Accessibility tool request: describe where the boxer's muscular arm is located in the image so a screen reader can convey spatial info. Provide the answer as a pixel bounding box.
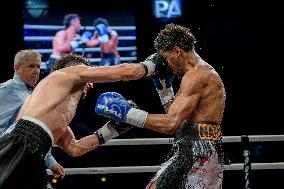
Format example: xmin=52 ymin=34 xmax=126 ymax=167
xmin=56 ymin=126 xmax=100 ymax=157
xmin=144 ymin=72 xmax=206 ymax=135
xmin=53 ymin=31 xmax=72 ymax=52
xmin=86 ymin=31 xmax=103 ymax=47
xmin=77 ymin=63 xmax=147 ymax=83
xmin=86 ymin=36 xmax=100 ymax=47
xmin=163 ymin=101 xmax=173 ymax=113
xmin=109 ymin=31 xmax=120 ymax=58
xmin=73 ymin=52 xmax=160 ymax=83
xmin=108 ymin=30 xmax=119 ymax=50
xmin=76 ymin=52 xmax=158 ymax=82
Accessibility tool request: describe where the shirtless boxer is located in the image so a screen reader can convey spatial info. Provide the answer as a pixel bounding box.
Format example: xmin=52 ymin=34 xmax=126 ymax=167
xmin=86 ymin=17 xmax=120 ymax=66
xmin=45 ymin=13 xmax=92 ymax=74
xmin=0 ymin=53 xmax=157 ymax=189
xmin=95 ymin=23 xmax=228 ymax=189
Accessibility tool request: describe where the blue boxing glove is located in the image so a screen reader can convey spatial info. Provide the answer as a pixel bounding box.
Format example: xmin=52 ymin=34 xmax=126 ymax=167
xmin=96 ymin=23 xmax=108 ymax=35
xmin=153 ymin=74 xmax=175 ymax=105
xmin=70 ymin=33 xmax=91 ymax=49
xmin=95 ymin=92 xmax=148 ymax=128
xmin=94 ymin=99 xmax=139 ymax=144
xmin=81 ymin=31 xmax=93 ymax=40
xmin=95 ymin=23 xmax=109 ymax=43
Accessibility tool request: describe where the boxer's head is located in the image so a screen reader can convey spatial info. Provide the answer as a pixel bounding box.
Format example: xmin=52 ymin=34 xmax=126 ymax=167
xmin=154 ymin=23 xmax=197 ymax=76
xmin=14 ymin=50 xmax=41 ymax=87
xmin=51 ymin=53 xmax=92 ymax=99
xmin=93 ymin=17 xmax=109 ymax=28
xmin=154 ymin=23 xmax=197 ymax=53
xmin=51 ymin=53 xmax=90 ymax=73
xmin=63 ymin=13 xmax=81 ymax=32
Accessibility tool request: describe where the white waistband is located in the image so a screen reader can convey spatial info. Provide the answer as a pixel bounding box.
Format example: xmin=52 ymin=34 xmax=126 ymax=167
xmin=22 ymin=116 xmax=54 ymax=145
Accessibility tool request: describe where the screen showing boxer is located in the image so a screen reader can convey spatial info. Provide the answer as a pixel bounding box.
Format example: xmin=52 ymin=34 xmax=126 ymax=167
xmin=23 ymin=10 xmax=137 ymax=73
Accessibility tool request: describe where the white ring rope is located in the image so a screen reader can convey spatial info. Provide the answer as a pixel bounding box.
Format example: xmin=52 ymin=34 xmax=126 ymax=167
xmin=243 ymin=135 xmax=284 ymax=142
xmin=46 ymin=162 xmax=284 ymax=175
xmin=52 ymin=135 xmax=284 ymax=147
xmin=48 ymin=135 xmax=284 ymax=175
xmin=24 ymin=36 xmax=136 ymax=41
xmin=24 ymin=24 xmax=136 ymax=31
xmin=87 ymin=57 xmax=137 ymax=63
xmin=102 ymin=138 xmax=175 ymax=146
xmin=100 ymin=135 xmax=284 ymax=146
xmin=34 ymin=46 xmax=137 ymax=54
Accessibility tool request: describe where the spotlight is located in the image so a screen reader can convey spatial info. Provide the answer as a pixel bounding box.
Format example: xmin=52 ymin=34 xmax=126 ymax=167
xmin=51 ymin=178 xmax=58 ymax=184
xmin=101 ymin=176 xmax=107 ymax=182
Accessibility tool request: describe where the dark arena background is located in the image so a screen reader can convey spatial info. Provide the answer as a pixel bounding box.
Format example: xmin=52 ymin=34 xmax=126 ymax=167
xmin=0 ymin=0 xmax=283 ymax=188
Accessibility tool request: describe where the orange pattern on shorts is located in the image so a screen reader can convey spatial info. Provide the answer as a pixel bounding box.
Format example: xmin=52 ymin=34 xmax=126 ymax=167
xmin=198 ymin=123 xmax=222 ymax=141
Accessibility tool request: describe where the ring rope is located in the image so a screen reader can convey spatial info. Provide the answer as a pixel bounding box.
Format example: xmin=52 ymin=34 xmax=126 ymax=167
xmin=100 ymin=135 xmax=284 ymax=146
xmin=24 ymin=24 xmax=136 ymax=31
xmin=46 ymin=162 xmax=284 ymax=175
xmin=33 ymin=46 xmax=137 ymax=54
xmin=52 ymin=135 xmax=284 ymax=148
xmin=48 ymin=135 xmax=284 ymax=176
xmin=24 ymin=36 xmax=136 ymax=41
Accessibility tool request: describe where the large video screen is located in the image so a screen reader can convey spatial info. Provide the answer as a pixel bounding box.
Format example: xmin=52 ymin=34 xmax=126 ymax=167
xmin=23 ymin=7 xmax=137 ymax=71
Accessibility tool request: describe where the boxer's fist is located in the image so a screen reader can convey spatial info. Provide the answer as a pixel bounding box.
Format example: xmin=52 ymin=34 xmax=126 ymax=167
xmin=107 ymin=99 xmax=141 ymax=136
xmin=147 ymin=53 xmax=173 ymax=79
xmin=81 ymin=31 xmax=93 ymax=40
xmin=139 ymin=52 xmax=173 ymax=78
xmin=94 ymin=120 xmax=135 ymax=144
xmin=70 ymin=33 xmax=91 ymax=49
xmin=95 ymin=92 xmax=131 ymax=122
xmin=94 ymin=98 xmax=140 ymax=144
xmin=95 ymin=92 xmax=147 ymax=128
xmin=95 ymin=23 xmax=109 ymax=43
xmin=145 ymin=52 xmax=166 ymax=66
xmin=95 ymin=23 xmax=108 ymax=35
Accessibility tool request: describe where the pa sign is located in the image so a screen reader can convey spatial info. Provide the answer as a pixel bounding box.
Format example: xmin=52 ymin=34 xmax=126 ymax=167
xmin=153 ymin=0 xmax=182 ymax=19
